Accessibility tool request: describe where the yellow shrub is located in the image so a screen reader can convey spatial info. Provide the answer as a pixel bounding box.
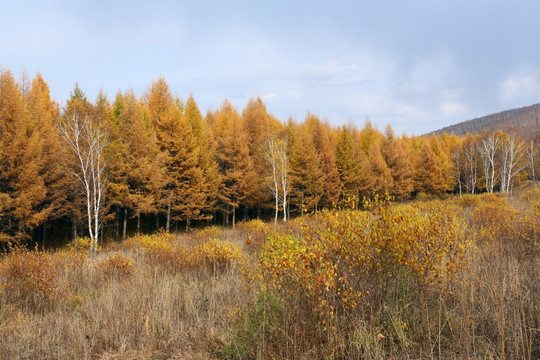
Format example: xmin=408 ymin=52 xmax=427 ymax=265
xmin=97 ymin=252 xmax=136 ymax=278
xmin=256 ymin=195 xmax=469 ymax=326
xmin=0 ymin=245 xmax=63 ymax=310
xmin=191 ymin=226 xmax=223 ymax=241
xmin=238 ymin=219 xmax=270 ymax=251
xmin=70 ymin=236 xmax=100 ymax=252
xmin=470 ymin=196 xmax=520 ymax=242
xmin=196 ymin=238 xmax=246 ymax=272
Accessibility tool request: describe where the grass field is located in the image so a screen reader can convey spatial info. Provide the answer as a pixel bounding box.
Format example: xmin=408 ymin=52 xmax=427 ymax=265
xmin=1 ymin=189 xmax=539 ymax=359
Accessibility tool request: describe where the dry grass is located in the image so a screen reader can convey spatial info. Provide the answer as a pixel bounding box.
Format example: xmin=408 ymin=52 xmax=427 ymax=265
xmin=0 ymin=190 xmax=539 ymax=359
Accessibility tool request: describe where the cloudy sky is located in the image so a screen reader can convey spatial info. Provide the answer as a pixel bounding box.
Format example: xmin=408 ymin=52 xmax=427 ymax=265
xmin=2 ymin=0 xmax=539 ymax=135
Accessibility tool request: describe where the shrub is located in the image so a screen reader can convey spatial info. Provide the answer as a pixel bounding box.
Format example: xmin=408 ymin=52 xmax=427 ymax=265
xmin=70 ymin=236 xmax=100 ymax=252
xmin=196 ymin=238 xmax=246 ymax=274
xmin=191 ymin=226 xmax=223 ymax=241
xmin=237 ymin=219 xmax=269 ymax=253
xmin=0 ymin=244 xmax=63 ymax=311
xmin=124 ymin=231 xmax=188 ymax=271
xmin=243 ymin=195 xmax=470 ymax=357
xmin=470 ymin=195 xmax=521 ymax=242
xmin=97 ymin=252 xmax=136 ymax=278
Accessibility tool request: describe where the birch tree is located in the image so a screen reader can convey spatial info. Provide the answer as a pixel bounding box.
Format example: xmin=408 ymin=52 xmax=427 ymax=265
xmin=499 ymin=133 xmax=525 ymax=193
xmin=59 ymin=114 xmax=107 ymax=253
xmin=479 ymin=132 xmax=499 ymax=193
xmin=262 ymin=135 xmax=289 ymax=223
xmin=526 ymin=140 xmax=538 ymax=183
xmin=462 ymin=134 xmax=479 ymax=194
xmin=451 ymin=147 xmax=463 ymax=197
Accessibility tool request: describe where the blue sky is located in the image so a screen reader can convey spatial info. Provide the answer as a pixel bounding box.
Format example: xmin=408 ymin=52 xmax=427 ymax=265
xmin=2 ymin=0 xmax=540 ymax=135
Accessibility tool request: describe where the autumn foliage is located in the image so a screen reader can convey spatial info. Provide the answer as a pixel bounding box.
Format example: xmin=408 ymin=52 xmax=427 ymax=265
xmin=0 ymin=69 xmax=539 ymax=244
xmin=0 ymin=191 xmax=539 ymax=358
xmin=0 ymin=68 xmax=539 ymax=359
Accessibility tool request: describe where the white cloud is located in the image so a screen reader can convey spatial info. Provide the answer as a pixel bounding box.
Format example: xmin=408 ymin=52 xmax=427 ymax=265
xmin=499 ymin=67 xmax=540 ymax=104
xmin=439 ymin=101 xmax=468 ymax=117
xmin=261 ymin=93 xmax=278 ymax=102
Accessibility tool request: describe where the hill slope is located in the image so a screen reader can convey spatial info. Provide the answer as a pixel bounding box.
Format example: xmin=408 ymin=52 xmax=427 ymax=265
xmin=430 ymin=103 xmax=540 ymax=139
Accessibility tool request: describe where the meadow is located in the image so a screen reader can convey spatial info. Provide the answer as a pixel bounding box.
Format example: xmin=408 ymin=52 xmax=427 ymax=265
xmin=1 ymin=189 xmax=539 ymax=359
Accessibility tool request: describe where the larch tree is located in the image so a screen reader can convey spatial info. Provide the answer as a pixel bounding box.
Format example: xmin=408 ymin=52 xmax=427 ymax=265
xmin=289 ymin=124 xmax=325 ymax=216
xmin=335 ymin=125 xmax=363 ymax=208
xmin=241 ymin=97 xmax=272 ymax=213
xmin=146 ymin=77 xmax=184 ymax=231
xmin=0 ymin=70 xmax=49 ymax=241
xmin=108 ymin=92 xmax=131 ymax=239
xmin=212 ymin=100 xmax=257 ymax=227
xmin=368 ymin=140 xmax=393 ymax=195
xmin=123 ymin=90 xmax=165 ymax=235
xmin=25 ymin=73 xmax=66 ymax=242
xmin=380 ymin=125 xmax=413 ymax=199
xmin=413 ymin=142 xmax=446 ymax=195
xmin=184 ymin=94 xmax=220 ymax=225
xmin=305 ymin=114 xmax=341 ymax=208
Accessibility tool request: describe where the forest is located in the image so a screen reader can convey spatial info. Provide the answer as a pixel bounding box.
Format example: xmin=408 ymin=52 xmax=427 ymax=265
xmin=0 ymin=69 xmax=539 ymax=358
xmin=0 ymin=69 xmax=539 ymax=246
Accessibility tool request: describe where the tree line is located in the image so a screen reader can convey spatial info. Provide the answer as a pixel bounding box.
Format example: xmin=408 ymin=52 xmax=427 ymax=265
xmin=0 ymin=69 xmax=539 ymax=244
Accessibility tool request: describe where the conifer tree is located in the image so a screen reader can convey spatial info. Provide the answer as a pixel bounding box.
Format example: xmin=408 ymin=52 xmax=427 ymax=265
xmin=211 ymin=100 xmax=258 ymax=226
xmin=380 ymin=125 xmax=413 ymax=199
xmin=335 ymin=125 xmax=363 ymax=207
xmin=0 ymin=70 xmax=49 ymax=241
xmin=413 ymin=142 xmax=446 ymax=195
xmin=26 ymin=73 xmax=67 ymax=241
xmin=241 ymin=97 xmax=272 ymax=212
xmin=368 ymin=140 xmax=393 ymax=195
xmin=184 ymin=94 xmax=220 ymax=224
xmin=305 ymin=114 xmax=340 ymax=208
xmin=289 ymin=124 xmax=325 ymax=215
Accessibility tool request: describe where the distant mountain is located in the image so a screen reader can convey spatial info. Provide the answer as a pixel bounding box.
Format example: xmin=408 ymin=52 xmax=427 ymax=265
xmin=429 ymin=103 xmax=540 ymax=139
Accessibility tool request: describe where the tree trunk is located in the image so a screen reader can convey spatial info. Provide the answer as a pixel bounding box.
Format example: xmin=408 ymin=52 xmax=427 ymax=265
xmin=186 ymin=218 xmax=191 ymax=231
xmin=232 ymin=207 xmax=236 ymax=229
xmin=301 ymin=189 xmax=304 ymax=217
xmin=42 ymin=222 xmax=46 ymax=247
xmin=166 ymin=198 xmax=171 ymax=233
xmin=137 ymin=213 xmax=141 ymax=235
xmin=122 ymin=207 xmax=127 ymax=241
xmin=155 ymin=213 xmax=160 ymax=231
xmin=114 ymin=207 xmax=119 ymax=241
xmin=274 ymin=191 xmax=279 ymax=224
xmin=73 ymin=221 xmax=77 ymax=240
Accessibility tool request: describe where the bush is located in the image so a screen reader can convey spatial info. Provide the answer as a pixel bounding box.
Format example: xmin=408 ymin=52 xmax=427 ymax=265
xmin=125 ymin=232 xmax=246 ymax=274
xmin=70 ymin=236 xmax=100 ymax=252
xmin=240 ymin=195 xmax=470 ymax=357
xmin=191 ymin=226 xmax=223 ymax=241
xmin=97 ymin=252 xmax=136 ymax=278
xmin=237 ymin=219 xmax=269 ymax=253
xmin=196 ymin=238 xmax=246 ymax=274
xmin=0 ymin=244 xmax=64 ymax=311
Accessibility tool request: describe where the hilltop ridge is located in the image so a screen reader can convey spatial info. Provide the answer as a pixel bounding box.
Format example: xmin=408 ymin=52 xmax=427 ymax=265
xmin=430 ymin=103 xmax=540 ymax=139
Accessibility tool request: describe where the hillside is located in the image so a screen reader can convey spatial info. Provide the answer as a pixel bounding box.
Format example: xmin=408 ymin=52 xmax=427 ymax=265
xmin=430 ymin=102 xmax=540 ymax=139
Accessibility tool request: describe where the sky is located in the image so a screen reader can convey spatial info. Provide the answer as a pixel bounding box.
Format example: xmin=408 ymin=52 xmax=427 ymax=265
xmin=2 ymin=0 xmax=540 ymax=135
